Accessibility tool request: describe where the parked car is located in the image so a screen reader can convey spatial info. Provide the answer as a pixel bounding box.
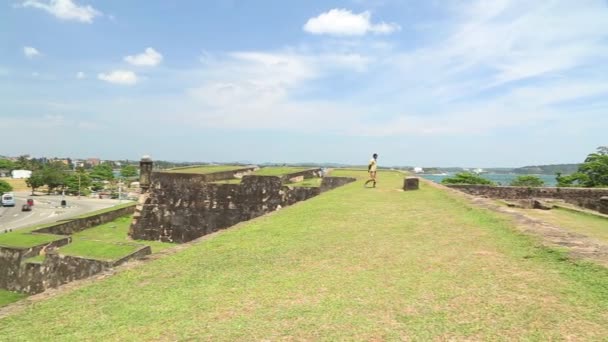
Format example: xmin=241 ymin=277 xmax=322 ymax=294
xmin=1 ymin=193 xmax=16 ymax=207
xmin=21 ymin=204 xmax=32 ymax=212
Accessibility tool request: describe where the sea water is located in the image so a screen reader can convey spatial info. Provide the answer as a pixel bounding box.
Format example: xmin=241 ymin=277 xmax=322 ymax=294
xmin=420 ymin=173 xmax=558 ymax=186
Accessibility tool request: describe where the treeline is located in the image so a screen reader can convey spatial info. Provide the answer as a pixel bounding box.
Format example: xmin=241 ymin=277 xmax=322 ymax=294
xmin=513 ymin=164 xmax=580 ymax=175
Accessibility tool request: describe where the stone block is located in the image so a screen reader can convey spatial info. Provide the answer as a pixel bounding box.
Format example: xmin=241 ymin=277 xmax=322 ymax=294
xmin=600 ymin=196 xmax=608 ymax=215
xmin=403 ymin=177 xmax=419 ymax=191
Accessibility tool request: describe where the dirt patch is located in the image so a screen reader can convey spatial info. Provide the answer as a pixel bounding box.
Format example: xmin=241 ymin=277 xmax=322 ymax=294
xmin=423 ymin=179 xmax=608 ymax=268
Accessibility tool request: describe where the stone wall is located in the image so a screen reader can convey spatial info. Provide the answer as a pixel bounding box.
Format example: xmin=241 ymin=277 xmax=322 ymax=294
xmin=447 ymin=185 xmax=608 ymax=212
xmin=130 ymin=173 xmax=356 ymax=244
xmin=10 ymin=245 xmax=151 ymax=294
xmin=33 ymin=204 xmax=135 ymax=236
xmin=0 ymin=237 xmax=71 ymax=290
xmin=601 ymin=197 xmax=608 ymax=215
xmin=283 ymin=168 xmax=323 ymax=182
xmin=320 ymin=176 xmax=357 ymax=192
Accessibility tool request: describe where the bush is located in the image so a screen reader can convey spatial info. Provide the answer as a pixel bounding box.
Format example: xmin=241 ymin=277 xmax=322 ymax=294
xmin=510 ymin=175 xmax=545 ymax=187
xmin=0 ymin=180 xmax=13 ymax=194
xmin=441 ymin=172 xmax=495 ymax=185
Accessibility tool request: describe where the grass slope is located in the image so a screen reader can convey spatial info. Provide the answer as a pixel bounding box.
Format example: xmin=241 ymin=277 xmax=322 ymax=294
xmin=0 ymin=290 xmax=25 ymax=307
xmin=520 ymin=207 xmax=608 ymax=243
xmin=166 ymin=165 xmax=245 ymax=174
xmin=1 ymin=171 xmax=608 ymax=340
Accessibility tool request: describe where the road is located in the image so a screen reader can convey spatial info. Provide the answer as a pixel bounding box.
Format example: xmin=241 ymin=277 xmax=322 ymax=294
xmin=0 ymin=192 xmax=130 ymax=233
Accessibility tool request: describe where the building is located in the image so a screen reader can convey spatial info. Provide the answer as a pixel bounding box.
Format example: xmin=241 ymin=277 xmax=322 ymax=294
xmin=11 ymin=170 xmax=32 ymax=179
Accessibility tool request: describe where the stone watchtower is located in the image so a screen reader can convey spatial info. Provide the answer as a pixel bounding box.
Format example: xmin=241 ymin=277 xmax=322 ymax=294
xmin=139 ymin=155 xmax=153 ymax=193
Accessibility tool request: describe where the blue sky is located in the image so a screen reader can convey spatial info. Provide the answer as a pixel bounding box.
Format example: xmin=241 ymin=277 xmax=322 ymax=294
xmin=1 ymin=0 xmax=607 ymax=167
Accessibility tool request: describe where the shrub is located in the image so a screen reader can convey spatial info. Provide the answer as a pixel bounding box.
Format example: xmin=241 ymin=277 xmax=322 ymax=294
xmin=510 ymin=175 xmax=545 ymax=187
xmin=0 ymin=180 xmax=13 ymax=194
xmin=441 ymin=172 xmax=495 ymax=185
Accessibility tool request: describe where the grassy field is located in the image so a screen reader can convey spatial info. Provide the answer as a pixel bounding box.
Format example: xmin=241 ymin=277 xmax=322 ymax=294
xmin=1 ymin=170 xmax=608 ymax=339
xmin=253 ymin=167 xmax=308 ymax=176
xmin=71 ymin=215 xmax=174 ymax=254
xmin=58 ymin=240 xmax=141 ymax=261
xmin=1 ymin=178 xmax=29 ymax=192
xmin=0 ymin=232 xmax=65 ymax=248
xmin=166 ymin=165 xmax=246 ymax=174
xmin=0 ymin=290 xmax=25 ymax=307
xmin=517 ymin=207 xmax=608 ymax=243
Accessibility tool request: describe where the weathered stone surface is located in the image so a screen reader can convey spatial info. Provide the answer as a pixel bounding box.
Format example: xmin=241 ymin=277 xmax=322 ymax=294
xmin=0 ymin=237 xmax=71 ymax=291
xmin=281 ymin=168 xmax=323 ymax=182
xmin=2 ymin=244 xmax=150 ymax=295
xmin=320 ymin=177 xmax=356 ymax=192
xmin=447 ymin=185 xmax=608 ymax=213
xmin=130 ymin=173 xmax=356 ymax=244
xmin=600 ymin=196 xmax=608 ymax=214
xmin=403 ymin=177 xmax=420 ymax=191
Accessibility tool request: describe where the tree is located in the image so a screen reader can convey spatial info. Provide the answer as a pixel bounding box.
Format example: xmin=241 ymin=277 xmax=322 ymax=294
xmin=120 ymin=165 xmax=138 ymax=178
xmin=42 ymin=162 xmax=68 ymax=194
xmin=64 ymin=170 xmax=92 ymax=195
xmin=0 ymin=159 xmax=16 ymax=171
xmin=90 ymin=164 xmax=114 ymax=181
xmin=556 ymin=146 xmax=608 ymax=187
xmin=510 ymin=175 xmax=545 ymax=187
xmin=26 ymin=171 xmax=45 ymax=195
xmin=0 ymin=180 xmax=12 ymax=194
xmin=441 ymin=172 xmax=495 ymax=185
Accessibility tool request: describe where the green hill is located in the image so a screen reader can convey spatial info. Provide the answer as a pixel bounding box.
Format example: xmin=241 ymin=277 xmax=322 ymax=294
xmin=1 ymin=170 xmax=607 ymax=340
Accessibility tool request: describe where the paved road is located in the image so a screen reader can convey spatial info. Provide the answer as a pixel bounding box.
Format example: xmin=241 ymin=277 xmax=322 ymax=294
xmin=0 ymin=192 xmax=131 ymax=233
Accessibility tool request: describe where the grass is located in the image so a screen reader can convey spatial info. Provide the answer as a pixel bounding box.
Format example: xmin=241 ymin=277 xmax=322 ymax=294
xmin=517 ymin=207 xmax=608 ymax=243
xmin=0 ymin=202 xmax=136 ymax=249
xmin=212 ymin=178 xmax=243 ymax=185
xmin=58 ymin=240 xmax=140 ymax=261
xmin=253 ymin=167 xmax=309 ymax=176
xmin=23 ymin=255 xmax=45 ymax=263
xmin=0 ymin=232 xmax=65 ymax=248
xmin=2 ymin=170 xmax=608 ymax=339
xmin=0 ymin=289 xmax=26 ymax=308
xmin=288 ymin=178 xmax=322 ymax=187
xmin=1 ymin=178 xmax=29 ymax=192
xmin=166 ymin=165 xmax=247 ymax=174
xmin=71 ymin=215 xmax=174 ymax=253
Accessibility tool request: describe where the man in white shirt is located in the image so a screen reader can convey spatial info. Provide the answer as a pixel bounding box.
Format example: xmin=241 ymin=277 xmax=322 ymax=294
xmin=364 ymin=153 xmax=378 ymax=188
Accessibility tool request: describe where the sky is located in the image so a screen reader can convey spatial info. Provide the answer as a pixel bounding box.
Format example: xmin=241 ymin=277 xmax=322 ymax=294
xmin=1 ymin=0 xmax=607 ymax=167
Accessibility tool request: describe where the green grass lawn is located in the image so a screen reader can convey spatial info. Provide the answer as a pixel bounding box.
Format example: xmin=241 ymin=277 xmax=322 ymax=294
xmin=71 ymin=215 xmax=173 ymax=253
xmin=166 ymin=165 xmax=246 ymax=174
xmin=288 ymin=178 xmax=322 ymax=187
xmin=0 ymin=289 xmax=26 ymax=308
xmin=0 ymin=232 xmax=65 ymax=248
xmin=57 ymin=240 xmax=140 ymax=261
xmin=1 ymin=170 xmax=608 ymax=340
xmin=253 ymin=167 xmax=309 ymax=176
xmin=517 ymin=207 xmax=608 ymax=243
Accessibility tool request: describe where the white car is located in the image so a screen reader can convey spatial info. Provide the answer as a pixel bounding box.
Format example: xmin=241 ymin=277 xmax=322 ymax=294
xmin=1 ymin=193 xmax=16 ymax=207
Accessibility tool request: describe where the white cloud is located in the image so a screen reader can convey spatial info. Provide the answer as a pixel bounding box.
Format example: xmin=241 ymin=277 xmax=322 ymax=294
xmin=23 ymin=46 xmax=40 ymax=59
xmin=76 ymin=71 xmax=85 ymax=79
xmin=303 ymin=8 xmax=400 ymax=36
xmin=98 ymin=70 xmax=137 ymax=85
xmin=21 ymin=0 xmax=101 ymax=23
xmin=124 ymin=48 xmax=163 ymax=66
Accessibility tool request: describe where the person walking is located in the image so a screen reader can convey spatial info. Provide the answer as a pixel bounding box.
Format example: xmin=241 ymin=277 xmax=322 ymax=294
xmin=365 ymin=153 xmax=378 ymax=188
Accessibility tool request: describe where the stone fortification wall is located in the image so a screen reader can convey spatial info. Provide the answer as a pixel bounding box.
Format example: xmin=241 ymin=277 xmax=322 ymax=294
xmin=130 ymin=173 xmax=356 ymax=244
xmin=283 ymin=168 xmax=323 ymax=182
xmin=7 ymin=245 xmax=150 ymax=294
xmin=0 ymin=237 xmax=70 ymax=290
xmin=320 ymin=177 xmax=357 ymax=192
xmin=34 ymin=204 xmax=136 ymax=235
xmin=447 ymin=185 xmax=608 ymax=213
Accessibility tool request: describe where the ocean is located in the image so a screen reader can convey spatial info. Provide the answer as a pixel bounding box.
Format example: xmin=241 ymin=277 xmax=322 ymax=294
xmin=420 ymin=173 xmax=558 ymax=187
